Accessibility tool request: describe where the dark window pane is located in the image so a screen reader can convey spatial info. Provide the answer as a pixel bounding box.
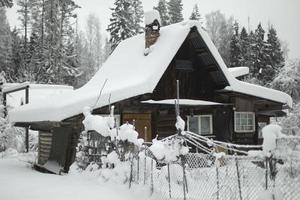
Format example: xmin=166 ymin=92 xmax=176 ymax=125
xmin=200 ymin=116 xmax=211 ymax=135
xmin=189 ymin=116 xmax=199 ymax=133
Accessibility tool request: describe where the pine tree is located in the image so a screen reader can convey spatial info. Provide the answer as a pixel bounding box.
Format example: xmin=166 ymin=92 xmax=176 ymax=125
xmin=229 ymin=22 xmax=242 ymax=67
xmin=107 ymin=0 xmax=135 ymax=51
xmin=0 ymin=8 xmax=12 ymax=76
xmin=265 ymin=26 xmax=285 ymax=74
xmin=239 ymin=27 xmax=249 ymax=66
xmin=252 ymin=23 xmax=269 ymax=83
xmin=17 ymin=0 xmax=30 ymax=52
xmin=132 ymin=0 xmax=144 ymax=34
xmin=168 ymin=0 xmax=184 ymax=24
xmin=189 ymin=4 xmax=202 ymax=22
xmin=154 ymin=0 xmax=169 ymax=26
xmin=10 ymin=28 xmax=23 ymax=81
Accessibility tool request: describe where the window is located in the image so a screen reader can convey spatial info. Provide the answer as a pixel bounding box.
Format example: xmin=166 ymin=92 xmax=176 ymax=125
xmin=234 ymin=112 xmax=255 ymax=132
xmin=187 ymin=115 xmax=213 ymax=135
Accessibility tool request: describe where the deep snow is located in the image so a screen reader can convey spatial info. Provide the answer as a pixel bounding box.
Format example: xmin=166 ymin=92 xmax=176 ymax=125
xmin=0 ymin=156 xmax=151 ymax=200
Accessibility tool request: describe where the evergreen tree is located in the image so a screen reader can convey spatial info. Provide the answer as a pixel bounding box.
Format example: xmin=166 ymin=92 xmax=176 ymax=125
xmin=132 ymin=0 xmax=144 ymax=34
xmin=10 ymin=28 xmax=23 ymax=81
xmin=17 ymin=0 xmax=30 ymax=51
xmin=239 ymin=27 xmax=249 ymax=66
xmin=189 ymin=4 xmax=201 ymax=22
xmin=168 ymin=0 xmax=184 ymax=24
xmin=247 ymin=30 xmax=256 ymax=76
xmin=107 ymin=0 xmax=135 ymax=51
xmin=229 ymin=22 xmax=242 ymax=67
xmin=0 ymin=8 xmax=12 ymax=76
xmin=265 ymin=26 xmax=285 ymax=74
xmin=154 ymin=0 xmax=169 ymax=26
xmin=249 ymin=23 xmax=265 ymax=79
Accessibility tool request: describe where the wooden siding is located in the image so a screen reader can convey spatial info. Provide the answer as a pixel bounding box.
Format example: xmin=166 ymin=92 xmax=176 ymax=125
xmin=38 ymin=131 xmax=52 ymax=165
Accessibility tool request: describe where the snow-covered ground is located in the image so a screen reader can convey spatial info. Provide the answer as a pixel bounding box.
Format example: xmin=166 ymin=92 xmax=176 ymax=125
xmin=0 ymin=156 xmax=151 ymax=200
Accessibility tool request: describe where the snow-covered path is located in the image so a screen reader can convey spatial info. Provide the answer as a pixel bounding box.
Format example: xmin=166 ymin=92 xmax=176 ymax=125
xmin=0 ymin=157 xmax=150 ymax=200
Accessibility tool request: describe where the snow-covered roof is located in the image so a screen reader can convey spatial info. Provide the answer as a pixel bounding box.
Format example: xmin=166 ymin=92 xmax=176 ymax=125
xmin=9 ymin=21 xmax=292 ymax=123
xmin=228 ymin=67 xmax=249 ymax=78
xmin=142 ymin=99 xmax=223 ymax=106
xmin=4 ymin=83 xmax=73 ymax=110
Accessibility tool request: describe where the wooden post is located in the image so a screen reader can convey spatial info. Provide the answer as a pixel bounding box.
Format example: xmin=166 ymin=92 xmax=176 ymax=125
xmin=144 ymin=126 xmax=147 ymax=142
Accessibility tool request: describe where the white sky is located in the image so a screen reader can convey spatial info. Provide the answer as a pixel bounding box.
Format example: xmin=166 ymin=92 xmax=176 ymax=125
xmin=6 ymin=0 xmax=300 ymax=59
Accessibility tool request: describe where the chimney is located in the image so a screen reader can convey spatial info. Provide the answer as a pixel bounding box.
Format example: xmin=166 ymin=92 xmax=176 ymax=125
xmin=144 ymin=10 xmax=161 ymax=55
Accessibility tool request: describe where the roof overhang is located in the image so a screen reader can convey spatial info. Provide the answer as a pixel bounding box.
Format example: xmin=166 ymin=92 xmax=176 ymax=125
xmin=142 ymin=99 xmax=224 ymax=106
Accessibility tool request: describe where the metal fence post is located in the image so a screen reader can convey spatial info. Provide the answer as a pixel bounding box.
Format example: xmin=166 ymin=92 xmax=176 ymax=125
xmin=137 ymin=155 xmax=140 ymax=184
xmin=168 ymin=164 xmax=172 ymax=198
xmin=144 ymin=149 xmax=147 ymax=185
xmin=216 ymin=162 xmax=220 ymax=200
xmin=150 ymin=158 xmax=154 ymax=195
xmin=235 ymin=157 xmax=243 ymax=200
xmin=265 ymin=157 xmax=269 ymax=190
xmin=129 ymin=156 xmax=133 ymax=189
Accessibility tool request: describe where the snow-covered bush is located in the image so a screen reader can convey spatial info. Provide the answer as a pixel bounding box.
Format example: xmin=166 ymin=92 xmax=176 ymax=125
xmin=149 ymin=136 xmax=189 ymax=163
xmin=271 ymin=59 xmax=300 ymax=101
xmin=0 ymin=117 xmax=25 ymax=152
xmin=76 ymin=106 xmax=144 ymax=169
xmin=278 ymin=102 xmax=300 ymax=136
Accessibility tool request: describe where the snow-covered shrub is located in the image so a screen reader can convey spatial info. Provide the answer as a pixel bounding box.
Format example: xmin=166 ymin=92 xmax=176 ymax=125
xmin=271 ymin=59 xmax=300 ymax=101
xmin=0 ymin=117 xmax=25 ymax=152
xmin=278 ymin=102 xmax=300 ymax=136
xmin=149 ymin=137 xmax=189 ymax=163
xmin=76 ymin=106 xmax=144 ymax=169
xmin=99 ymin=161 xmax=131 ymax=184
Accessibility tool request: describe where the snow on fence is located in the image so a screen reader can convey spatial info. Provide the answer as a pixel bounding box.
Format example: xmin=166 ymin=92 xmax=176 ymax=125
xmin=128 ymin=149 xmax=300 ymax=200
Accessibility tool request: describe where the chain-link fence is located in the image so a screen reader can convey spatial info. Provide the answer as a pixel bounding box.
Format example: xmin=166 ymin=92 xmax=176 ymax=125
xmin=128 ymin=150 xmax=300 ymax=200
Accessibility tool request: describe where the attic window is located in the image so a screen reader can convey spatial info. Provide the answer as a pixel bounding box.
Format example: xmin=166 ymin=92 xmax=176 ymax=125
xmin=175 ymin=60 xmax=193 ymax=71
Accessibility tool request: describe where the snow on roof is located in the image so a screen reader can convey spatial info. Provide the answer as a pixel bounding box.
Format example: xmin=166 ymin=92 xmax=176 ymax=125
xmin=224 ymin=80 xmax=293 ymax=107
xmin=2 ymin=82 xmax=30 ymax=93
xmin=4 ymin=83 xmax=73 ymax=110
xmin=142 ymin=99 xmax=223 ymax=106
xmin=228 ymin=67 xmax=249 ymax=78
xmin=8 ymin=21 xmax=292 ymax=123
xmin=145 ymin=10 xmax=161 ymax=25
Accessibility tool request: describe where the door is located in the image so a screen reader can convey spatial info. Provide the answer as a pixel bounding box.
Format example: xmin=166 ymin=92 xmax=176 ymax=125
xmin=122 ymin=113 xmax=152 ymax=142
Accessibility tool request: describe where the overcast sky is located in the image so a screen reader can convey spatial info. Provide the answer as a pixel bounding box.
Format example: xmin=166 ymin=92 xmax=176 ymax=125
xmin=7 ymin=0 xmax=300 ymax=59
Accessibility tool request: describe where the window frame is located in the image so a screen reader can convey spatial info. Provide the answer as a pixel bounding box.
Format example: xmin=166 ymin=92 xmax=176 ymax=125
xmin=234 ymin=112 xmax=256 ymax=133
xmin=187 ymin=114 xmax=213 ymax=135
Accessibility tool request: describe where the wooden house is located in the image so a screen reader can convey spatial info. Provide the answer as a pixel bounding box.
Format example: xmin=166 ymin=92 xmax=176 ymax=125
xmin=8 ymin=20 xmax=292 ymax=173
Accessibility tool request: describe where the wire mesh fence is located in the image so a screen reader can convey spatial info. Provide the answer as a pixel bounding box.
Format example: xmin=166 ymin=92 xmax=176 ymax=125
xmin=129 ymin=150 xmax=300 ymax=200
